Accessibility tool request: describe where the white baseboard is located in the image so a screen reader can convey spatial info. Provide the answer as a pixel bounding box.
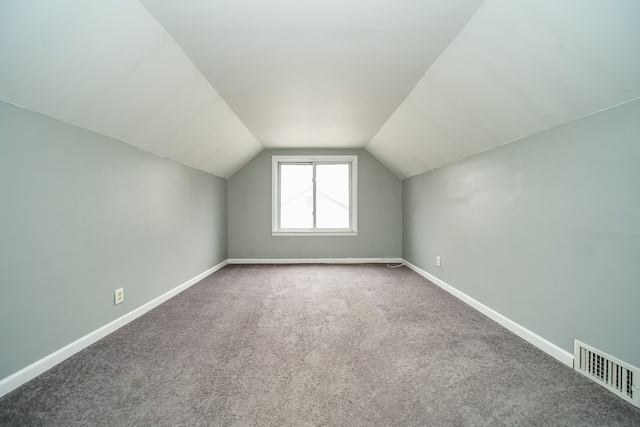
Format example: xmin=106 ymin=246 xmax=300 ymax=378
xmin=403 ymin=259 xmax=574 ymax=368
xmin=0 ymin=259 xmax=229 ymax=399
xmin=228 ymin=257 xmax=403 ymax=265
xmin=2 ymin=258 xmax=572 ymax=399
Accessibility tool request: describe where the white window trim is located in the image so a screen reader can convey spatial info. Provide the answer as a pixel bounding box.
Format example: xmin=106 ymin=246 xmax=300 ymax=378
xmin=272 ymin=155 xmax=358 ymax=236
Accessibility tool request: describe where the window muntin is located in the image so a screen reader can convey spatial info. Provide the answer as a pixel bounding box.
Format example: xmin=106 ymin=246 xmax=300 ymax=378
xmin=272 ymin=155 xmax=357 ymax=236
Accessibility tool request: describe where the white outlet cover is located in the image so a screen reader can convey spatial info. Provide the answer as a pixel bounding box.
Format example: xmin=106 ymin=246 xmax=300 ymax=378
xmin=436 ymin=256 xmax=441 ymax=267
xmin=114 ymin=288 xmax=124 ymax=305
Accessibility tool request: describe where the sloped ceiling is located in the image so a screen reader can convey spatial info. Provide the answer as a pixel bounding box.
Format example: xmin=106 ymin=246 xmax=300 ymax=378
xmin=0 ymin=0 xmax=262 ymax=178
xmin=1 ymin=1 xmax=639 ymax=179
xmin=368 ymin=1 xmax=640 ymax=178
xmin=138 ymin=0 xmax=484 ymax=149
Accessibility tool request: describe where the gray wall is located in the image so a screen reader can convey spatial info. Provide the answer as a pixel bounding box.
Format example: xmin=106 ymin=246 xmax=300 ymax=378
xmin=403 ymin=99 xmax=640 ymax=367
xmin=0 ymin=101 xmax=228 ymax=379
xmin=228 ymin=149 xmax=402 ymax=259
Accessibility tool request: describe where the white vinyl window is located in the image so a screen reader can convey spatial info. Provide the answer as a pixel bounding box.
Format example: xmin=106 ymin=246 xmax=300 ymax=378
xmin=272 ymin=155 xmax=357 ymax=236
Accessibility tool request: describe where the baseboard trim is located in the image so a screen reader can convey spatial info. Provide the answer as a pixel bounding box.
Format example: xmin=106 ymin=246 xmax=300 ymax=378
xmin=403 ymin=259 xmax=574 ymax=368
xmin=228 ymin=257 xmax=403 ymax=265
xmin=2 ymin=258 xmax=572 ymax=398
xmin=0 ymin=259 xmax=229 ymax=399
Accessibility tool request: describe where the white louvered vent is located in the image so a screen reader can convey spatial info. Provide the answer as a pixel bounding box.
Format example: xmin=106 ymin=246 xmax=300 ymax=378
xmin=574 ymin=340 xmax=639 ymax=408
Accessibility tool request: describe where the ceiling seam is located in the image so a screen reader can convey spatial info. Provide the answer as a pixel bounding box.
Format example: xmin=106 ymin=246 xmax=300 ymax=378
xmin=135 ymin=0 xmax=265 ymax=152
xmin=363 ymin=0 xmax=489 ymax=153
xmin=401 ymin=94 xmax=640 ymax=180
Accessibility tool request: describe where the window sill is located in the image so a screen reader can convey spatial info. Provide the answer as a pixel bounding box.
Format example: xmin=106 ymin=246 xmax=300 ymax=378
xmin=272 ymin=231 xmax=358 ymax=237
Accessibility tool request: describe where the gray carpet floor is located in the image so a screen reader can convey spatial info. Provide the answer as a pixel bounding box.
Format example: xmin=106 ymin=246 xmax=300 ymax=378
xmin=1 ymin=264 xmax=639 ymax=426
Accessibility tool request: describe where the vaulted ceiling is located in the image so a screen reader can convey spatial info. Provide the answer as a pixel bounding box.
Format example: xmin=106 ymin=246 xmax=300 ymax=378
xmin=1 ymin=1 xmax=639 ymax=179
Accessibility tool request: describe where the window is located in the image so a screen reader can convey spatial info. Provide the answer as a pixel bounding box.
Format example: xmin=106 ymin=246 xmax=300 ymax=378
xmin=272 ymin=155 xmax=357 ymax=236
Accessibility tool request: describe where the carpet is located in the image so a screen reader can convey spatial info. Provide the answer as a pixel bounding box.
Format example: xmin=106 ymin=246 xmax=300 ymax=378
xmin=1 ymin=264 xmax=638 ymax=426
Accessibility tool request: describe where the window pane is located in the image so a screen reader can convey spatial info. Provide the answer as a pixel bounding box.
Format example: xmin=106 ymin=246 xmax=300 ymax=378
xmin=316 ymin=163 xmax=350 ymax=229
xmin=280 ymin=164 xmax=313 ymax=229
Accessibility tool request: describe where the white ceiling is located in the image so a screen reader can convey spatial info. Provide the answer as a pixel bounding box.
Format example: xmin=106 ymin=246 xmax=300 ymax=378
xmin=1 ymin=1 xmax=639 ymax=179
xmin=139 ymin=0 xmax=484 ymax=149
xmin=0 ymin=0 xmax=262 ymax=178
xmin=368 ymin=1 xmax=640 ymax=178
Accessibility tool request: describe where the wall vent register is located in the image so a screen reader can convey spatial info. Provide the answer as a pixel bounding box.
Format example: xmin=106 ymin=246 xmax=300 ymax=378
xmin=574 ymin=340 xmax=639 ymax=408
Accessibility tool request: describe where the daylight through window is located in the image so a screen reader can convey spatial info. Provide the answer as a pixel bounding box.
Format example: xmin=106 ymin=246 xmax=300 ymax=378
xmin=272 ymin=155 xmax=357 ymax=236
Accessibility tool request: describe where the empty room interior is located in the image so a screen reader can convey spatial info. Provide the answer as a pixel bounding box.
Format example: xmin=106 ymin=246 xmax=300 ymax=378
xmin=1 ymin=0 xmax=639 ymax=425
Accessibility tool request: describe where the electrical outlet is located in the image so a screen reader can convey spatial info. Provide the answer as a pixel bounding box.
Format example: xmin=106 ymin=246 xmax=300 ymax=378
xmin=436 ymin=256 xmax=441 ymax=267
xmin=114 ymin=288 xmax=124 ymax=305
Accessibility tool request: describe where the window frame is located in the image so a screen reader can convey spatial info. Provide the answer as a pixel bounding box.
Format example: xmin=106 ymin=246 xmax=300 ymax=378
xmin=272 ymin=155 xmax=358 ymax=236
